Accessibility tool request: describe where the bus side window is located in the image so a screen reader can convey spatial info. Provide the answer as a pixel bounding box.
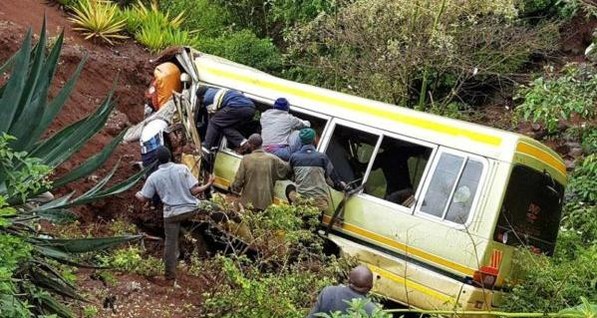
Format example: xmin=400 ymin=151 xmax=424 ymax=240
xmin=364 ymin=136 xmax=432 ymax=207
xmin=420 ymin=152 xmax=484 ymax=224
xmin=324 ymin=124 xmax=380 ymax=184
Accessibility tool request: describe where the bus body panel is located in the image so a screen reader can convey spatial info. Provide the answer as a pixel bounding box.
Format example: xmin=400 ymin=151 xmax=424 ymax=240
xmin=166 ymin=48 xmax=568 ymax=313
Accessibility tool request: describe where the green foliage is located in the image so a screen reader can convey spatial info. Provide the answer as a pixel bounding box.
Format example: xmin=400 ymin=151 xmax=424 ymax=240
xmin=68 ymin=0 xmax=128 ymax=45
xmin=82 ymin=305 xmax=99 ymax=318
xmin=98 ymin=246 xmax=164 ymax=276
xmin=0 ymin=23 xmax=146 ymax=317
xmin=567 ymin=154 xmax=597 ymax=204
xmin=121 ymin=0 xmax=198 ymax=52
xmin=198 ymin=202 xmax=361 ymax=317
xmin=515 ymin=64 xmax=597 ymax=133
xmin=200 ymin=30 xmax=282 ymax=72
xmin=0 ymin=134 xmax=51 ymax=202
xmin=158 ymin=0 xmax=231 ymax=38
xmin=287 ymin=0 xmax=557 ymax=110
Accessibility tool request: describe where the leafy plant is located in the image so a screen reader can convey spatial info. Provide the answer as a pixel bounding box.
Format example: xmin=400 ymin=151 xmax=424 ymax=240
xmin=200 ymin=29 xmax=282 ymax=73
xmin=0 ymin=22 xmax=146 ymax=317
xmin=515 ymin=64 xmax=597 ymax=134
xmin=316 ymin=298 xmax=391 ymax=318
xmin=158 ymin=0 xmax=231 ymax=38
xmin=68 ymin=0 xmax=127 ymax=45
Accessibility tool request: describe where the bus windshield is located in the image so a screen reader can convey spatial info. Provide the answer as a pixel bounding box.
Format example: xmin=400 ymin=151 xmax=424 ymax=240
xmin=493 ymin=165 xmax=565 ymax=256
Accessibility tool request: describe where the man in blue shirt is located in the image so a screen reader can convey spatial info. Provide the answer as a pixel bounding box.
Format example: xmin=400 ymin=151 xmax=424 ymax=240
xmin=196 ymin=87 xmax=256 ymax=154
xmin=308 ymin=265 xmax=379 ymax=317
xmin=135 ymin=146 xmax=215 ymax=285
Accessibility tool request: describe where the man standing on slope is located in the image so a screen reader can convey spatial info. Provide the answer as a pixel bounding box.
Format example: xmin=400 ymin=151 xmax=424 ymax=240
xmin=231 ymin=134 xmax=290 ymax=211
xmin=288 ymin=128 xmax=346 ymax=211
xmin=260 ymin=97 xmax=310 ymax=160
xmin=135 ymin=146 xmax=215 ymax=286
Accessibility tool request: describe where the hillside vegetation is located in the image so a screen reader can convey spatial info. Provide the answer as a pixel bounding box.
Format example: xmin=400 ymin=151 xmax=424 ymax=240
xmin=0 ymin=0 xmax=596 ymax=317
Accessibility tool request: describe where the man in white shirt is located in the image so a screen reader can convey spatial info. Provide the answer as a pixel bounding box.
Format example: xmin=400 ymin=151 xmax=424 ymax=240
xmin=135 ymin=146 xmax=214 ymax=285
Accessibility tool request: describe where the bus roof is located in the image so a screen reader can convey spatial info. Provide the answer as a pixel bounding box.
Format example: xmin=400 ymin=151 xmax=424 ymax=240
xmin=189 ymin=50 xmax=566 ymax=184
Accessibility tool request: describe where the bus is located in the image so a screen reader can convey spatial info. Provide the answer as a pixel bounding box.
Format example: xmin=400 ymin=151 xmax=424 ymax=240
xmin=162 ymin=47 xmax=567 ymax=312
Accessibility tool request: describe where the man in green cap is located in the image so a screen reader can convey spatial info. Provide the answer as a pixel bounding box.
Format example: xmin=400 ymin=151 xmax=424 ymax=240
xmin=288 ymin=128 xmax=346 ymax=211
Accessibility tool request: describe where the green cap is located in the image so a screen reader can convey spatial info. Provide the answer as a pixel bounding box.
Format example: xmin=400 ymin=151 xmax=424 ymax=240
xmin=299 ymin=128 xmax=316 ymax=145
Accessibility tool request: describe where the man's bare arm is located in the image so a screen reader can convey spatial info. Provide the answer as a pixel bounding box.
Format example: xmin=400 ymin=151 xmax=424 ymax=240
xmin=191 ymin=175 xmax=215 ymax=196
xmin=135 ymin=191 xmax=150 ymax=203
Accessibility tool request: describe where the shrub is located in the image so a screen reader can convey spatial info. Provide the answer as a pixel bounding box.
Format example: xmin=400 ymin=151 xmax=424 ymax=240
xmin=159 ymin=0 xmax=231 ymax=38
xmin=566 ymin=154 xmax=597 ymax=204
xmin=200 ymin=29 xmax=282 ymax=73
xmin=197 ymin=202 xmax=361 ymax=317
xmin=286 ymin=0 xmax=557 ymax=110
xmin=515 ymin=64 xmax=597 ymax=134
xmin=68 ymin=0 xmax=127 ymax=45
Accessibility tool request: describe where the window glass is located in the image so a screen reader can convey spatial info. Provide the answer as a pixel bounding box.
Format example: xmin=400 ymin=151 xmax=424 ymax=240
xmin=364 ymin=136 xmax=432 ymax=207
xmin=289 ymin=110 xmax=328 ymax=138
xmin=493 ymin=165 xmax=564 ymax=256
xmin=420 ymin=153 xmax=464 ymax=217
xmin=445 ymin=160 xmax=483 ymax=223
xmin=324 ymin=124 xmax=379 ymax=185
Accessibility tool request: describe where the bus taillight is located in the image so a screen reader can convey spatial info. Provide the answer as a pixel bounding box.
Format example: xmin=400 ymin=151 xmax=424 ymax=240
xmin=473 ymin=266 xmax=499 ymax=289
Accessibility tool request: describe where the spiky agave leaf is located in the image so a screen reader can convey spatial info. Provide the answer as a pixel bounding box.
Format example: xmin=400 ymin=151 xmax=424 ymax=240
xmin=68 ymin=0 xmax=128 ymax=45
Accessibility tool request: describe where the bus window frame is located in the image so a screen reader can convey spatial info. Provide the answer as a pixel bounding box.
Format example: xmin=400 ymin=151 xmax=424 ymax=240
xmin=414 ymin=147 xmax=489 ymax=227
xmin=217 ymin=100 xmax=332 ymax=156
xmin=320 ymin=118 xmax=383 ymax=187
xmin=358 ymin=131 xmax=439 ymax=214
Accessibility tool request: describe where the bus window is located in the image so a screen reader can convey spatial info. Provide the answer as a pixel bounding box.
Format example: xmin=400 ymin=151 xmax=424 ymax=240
xmin=364 ymin=136 xmax=432 ymax=207
xmin=419 ymin=152 xmax=484 ymax=224
xmin=324 ymin=124 xmax=380 ymax=185
xmin=289 ymin=109 xmax=328 ymax=138
xmin=493 ymin=165 xmax=564 ymax=255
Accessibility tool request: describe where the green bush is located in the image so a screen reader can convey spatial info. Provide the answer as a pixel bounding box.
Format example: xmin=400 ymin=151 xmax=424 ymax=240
xmin=567 ymin=154 xmax=597 ymax=204
xmin=515 ymin=64 xmax=597 ymax=133
xmin=200 ymin=29 xmax=282 ymax=73
xmin=159 ymin=0 xmax=231 ymax=38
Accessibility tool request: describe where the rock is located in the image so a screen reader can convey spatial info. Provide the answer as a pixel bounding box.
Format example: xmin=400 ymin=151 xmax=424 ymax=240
xmin=565 ymin=159 xmax=576 ymax=170
xmin=127 ymin=281 xmax=142 ymax=292
xmin=105 ymin=109 xmax=131 ymax=136
xmin=569 ymin=147 xmax=584 ymax=158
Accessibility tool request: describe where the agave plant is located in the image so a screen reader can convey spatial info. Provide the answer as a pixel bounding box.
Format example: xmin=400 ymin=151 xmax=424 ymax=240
xmin=68 ymin=0 xmax=128 ymax=44
xmin=0 ymin=20 xmax=146 ymax=317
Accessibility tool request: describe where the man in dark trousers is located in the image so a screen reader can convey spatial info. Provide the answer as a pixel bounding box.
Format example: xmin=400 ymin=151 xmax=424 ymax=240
xmin=308 ymin=265 xmax=379 ymax=317
xmin=135 ymin=146 xmax=214 ymax=286
xmin=231 ymin=134 xmax=290 ymax=211
xmin=196 ymin=86 xmax=256 ymax=154
xmin=288 ymin=128 xmax=346 ymax=211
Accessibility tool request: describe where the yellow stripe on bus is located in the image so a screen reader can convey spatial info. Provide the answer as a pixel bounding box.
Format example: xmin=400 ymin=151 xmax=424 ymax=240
xmin=322 ymin=215 xmax=476 ymax=277
xmin=214 ymin=176 xmax=230 ymax=188
xmin=201 ymin=65 xmax=503 ymax=147
xmin=516 ymin=141 xmax=566 ymax=177
xmin=368 ymin=264 xmax=455 ymax=303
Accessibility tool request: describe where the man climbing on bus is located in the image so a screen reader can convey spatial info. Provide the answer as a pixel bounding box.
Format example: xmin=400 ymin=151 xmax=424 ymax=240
xmin=231 ymin=133 xmax=290 ymax=211
xmin=260 ymin=97 xmax=310 ymax=160
xmin=135 ymin=146 xmax=215 ymax=287
xmin=288 ymin=128 xmax=346 ymax=211
xmin=196 ymin=86 xmax=256 ymax=156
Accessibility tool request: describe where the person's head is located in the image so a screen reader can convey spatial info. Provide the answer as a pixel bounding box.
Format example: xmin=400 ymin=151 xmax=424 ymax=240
xmin=156 ymin=146 xmax=171 ymax=164
xmin=299 ymin=128 xmax=316 ymax=145
xmin=348 ymin=265 xmax=373 ymax=294
xmin=247 ymin=133 xmax=263 ymax=151
xmin=273 ymin=97 xmax=289 ymax=111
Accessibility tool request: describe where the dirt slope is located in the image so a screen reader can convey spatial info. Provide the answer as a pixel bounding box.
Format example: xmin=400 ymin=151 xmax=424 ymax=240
xmin=0 ymin=0 xmax=153 ymax=222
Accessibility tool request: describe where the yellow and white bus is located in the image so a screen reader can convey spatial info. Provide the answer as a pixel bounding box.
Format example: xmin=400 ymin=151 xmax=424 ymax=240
xmin=165 ymin=48 xmax=567 ymax=312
